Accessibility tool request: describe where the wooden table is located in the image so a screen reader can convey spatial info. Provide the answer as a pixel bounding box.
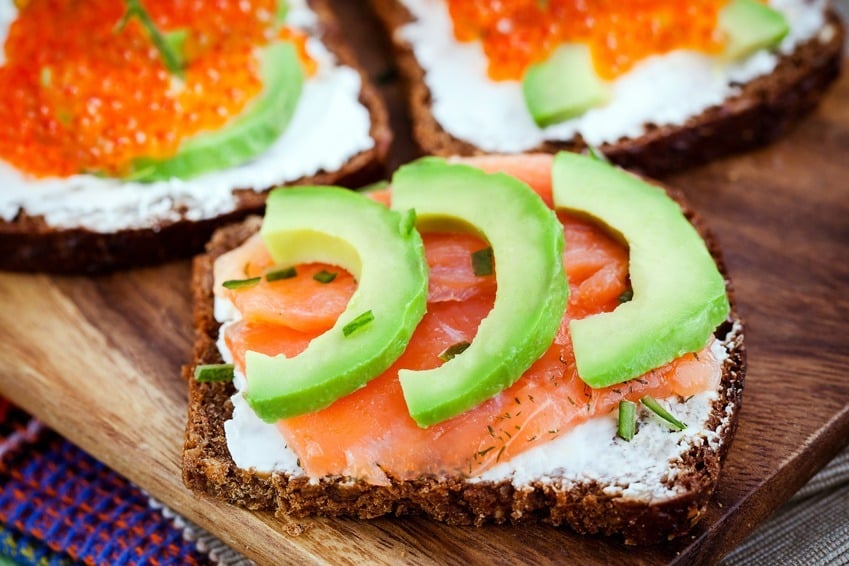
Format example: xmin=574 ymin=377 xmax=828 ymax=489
xmin=1 ymin=2 xmax=848 ymax=564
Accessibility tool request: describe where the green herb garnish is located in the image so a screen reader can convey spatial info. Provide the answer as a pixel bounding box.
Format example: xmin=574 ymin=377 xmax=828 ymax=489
xmin=641 ymin=395 xmax=687 ymax=431
xmin=438 ymin=341 xmax=471 ymax=362
xmin=399 ymin=208 xmax=417 ymax=236
xmin=586 ymin=145 xmax=609 ymax=163
xmin=194 ymin=363 xmax=235 ymax=383
xmin=222 ymin=277 xmax=261 ymax=290
xmin=617 ymin=399 xmax=637 ymax=441
xmin=313 ymin=270 xmax=337 ymax=284
xmin=117 ymin=0 xmax=186 ymax=77
xmin=471 ymin=247 xmax=494 ymax=276
xmin=342 ymin=310 xmax=374 ymax=337
xmin=266 ymin=266 xmax=297 ymax=282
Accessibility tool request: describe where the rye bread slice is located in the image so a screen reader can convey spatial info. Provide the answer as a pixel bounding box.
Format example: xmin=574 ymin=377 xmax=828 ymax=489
xmin=0 ymin=0 xmax=391 ymax=274
xmin=182 ymin=174 xmax=747 ymax=545
xmin=368 ymin=0 xmax=844 ymax=177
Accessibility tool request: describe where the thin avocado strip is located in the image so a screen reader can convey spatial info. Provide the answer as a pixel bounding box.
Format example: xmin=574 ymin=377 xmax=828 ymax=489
xmin=244 ymin=186 xmax=428 ymax=423
xmin=522 ymin=43 xmax=609 ymax=127
xmin=719 ymin=0 xmax=789 ymax=60
xmin=552 ymin=152 xmax=730 ymax=389
xmin=128 ymin=41 xmax=304 ymax=181
xmin=391 ymin=158 xmax=568 ymax=428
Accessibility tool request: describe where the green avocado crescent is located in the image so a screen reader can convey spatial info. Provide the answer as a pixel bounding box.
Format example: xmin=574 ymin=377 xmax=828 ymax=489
xmin=391 ymin=158 xmax=569 ymax=428
xmin=244 ymin=186 xmax=428 ymax=423
xmin=552 ymin=151 xmax=730 ymax=389
xmin=128 ymin=40 xmax=304 ymax=182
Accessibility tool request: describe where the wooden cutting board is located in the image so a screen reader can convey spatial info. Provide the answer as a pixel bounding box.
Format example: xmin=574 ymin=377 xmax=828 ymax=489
xmin=1 ymin=3 xmax=848 ymax=564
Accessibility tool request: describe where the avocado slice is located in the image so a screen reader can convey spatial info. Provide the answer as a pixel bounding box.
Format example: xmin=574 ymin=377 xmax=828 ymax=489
xmin=719 ymin=0 xmax=789 ymax=60
xmin=128 ymin=40 xmax=304 ymax=181
xmin=244 ymin=186 xmax=428 ymax=422
xmin=551 ymin=152 xmax=730 ymax=389
xmin=522 ymin=43 xmax=609 ymax=128
xmin=391 ymin=158 xmax=568 ymax=428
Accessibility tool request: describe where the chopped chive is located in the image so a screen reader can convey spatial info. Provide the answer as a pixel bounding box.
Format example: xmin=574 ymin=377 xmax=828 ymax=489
xmin=477 ymin=446 xmax=495 ymax=457
xmin=266 ymin=266 xmax=297 ymax=282
xmin=312 ymin=270 xmax=337 ymax=284
xmin=342 ymin=310 xmax=374 ymax=337
xmin=194 ymin=363 xmax=235 ymax=383
xmin=471 ymin=247 xmax=494 ymax=276
xmin=117 ymin=0 xmax=185 ymax=77
xmin=163 ymin=28 xmax=188 ymax=62
xmin=618 ymin=288 xmax=634 ymax=303
xmin=641 ymin=396 xmax=687 ymax=431
xmin=222 ymin=276 xmax=261 ymax=290
xmin=586 ymin=145 xmax=609 ymax=163
xmin=617 ymin=399 xmax=637 ymax=441
xmin=438 ymin=341 xmax=471 ymax=362
xmin=399 ymin=208 xmax=417 ymax=236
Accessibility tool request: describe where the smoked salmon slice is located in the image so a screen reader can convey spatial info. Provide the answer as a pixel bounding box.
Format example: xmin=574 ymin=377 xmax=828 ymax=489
xmin=217 ymin=157 xmax=721 ymax=484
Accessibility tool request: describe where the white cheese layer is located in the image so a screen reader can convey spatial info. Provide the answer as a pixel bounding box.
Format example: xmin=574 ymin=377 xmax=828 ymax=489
xmin=471 ymin=391 xmax=717 ymax=500
xmin=397 ymin=0 xmax=827 ymax=153
xmin=0 ymin=0 xmax=374 ymax=231
xmin=216 ymin=294 xmax=733 ymax=498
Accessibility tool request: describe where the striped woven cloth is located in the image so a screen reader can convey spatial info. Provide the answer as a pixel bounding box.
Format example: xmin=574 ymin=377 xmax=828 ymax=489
xmin=2 ymin=395 xmax=847 ymax=565
xmin=0 ymin=398 xmax=210 ymax=566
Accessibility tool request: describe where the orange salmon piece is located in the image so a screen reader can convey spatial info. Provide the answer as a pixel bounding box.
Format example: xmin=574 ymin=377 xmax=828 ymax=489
xmin=277 ymin=294 xmax=497 ymax=485
xmin=456 ymin=154 xmax=555 ymax=206
xmin=214 ymin=233 xmax=357 ymax=334
xmin=224 ymin=320 xmax=317 ymax=373
xmin=423 ymin=232 xmax=496 ymax=302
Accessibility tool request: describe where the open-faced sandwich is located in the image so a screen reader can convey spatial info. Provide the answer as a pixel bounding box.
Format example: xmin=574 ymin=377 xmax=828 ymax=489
xmin=0 ymin=0 xmax=389 ymax=273
xmin=370 ymin=0 xmax=844 ymax=175
xmin=183 ymin=152 xmax=746 ymax=544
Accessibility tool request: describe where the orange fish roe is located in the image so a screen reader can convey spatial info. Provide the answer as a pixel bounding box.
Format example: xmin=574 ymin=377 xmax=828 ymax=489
xmin=0 ymin=0 xmax=283 ymax=178
xmin=446 ymin=0 xmax=729 ymax=81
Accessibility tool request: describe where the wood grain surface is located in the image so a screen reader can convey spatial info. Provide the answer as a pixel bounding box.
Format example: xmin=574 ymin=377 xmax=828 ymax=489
xmin=1 ymin=2 xmax=848 ymax=564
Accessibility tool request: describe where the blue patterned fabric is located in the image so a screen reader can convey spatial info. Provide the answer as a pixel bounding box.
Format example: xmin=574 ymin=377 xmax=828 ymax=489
xmin=0 ymin=398 xmax=210 ymax=566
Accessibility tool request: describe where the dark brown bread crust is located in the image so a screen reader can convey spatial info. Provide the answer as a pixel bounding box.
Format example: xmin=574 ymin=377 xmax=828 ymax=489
xmin=369 ymin=0 xmax=844 ymax=177
xmin=0 ymin=0 xmax=391 ymax=274
xmin=182 ymin=175 xmax=747 ymax=545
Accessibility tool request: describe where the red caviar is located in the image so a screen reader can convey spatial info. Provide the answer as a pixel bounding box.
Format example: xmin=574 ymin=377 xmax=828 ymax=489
xmin=0 ymin=0 xmax=284 ymax=178
xmin=446 ymin=0 xmax=729 ymax=81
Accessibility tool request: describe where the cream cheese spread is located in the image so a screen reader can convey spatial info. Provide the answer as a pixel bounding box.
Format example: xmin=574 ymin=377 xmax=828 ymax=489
xmin=0 ymin=0 xmax=374 ymax=231
xmin=397 ymin=0 xmax=827 ymax=153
